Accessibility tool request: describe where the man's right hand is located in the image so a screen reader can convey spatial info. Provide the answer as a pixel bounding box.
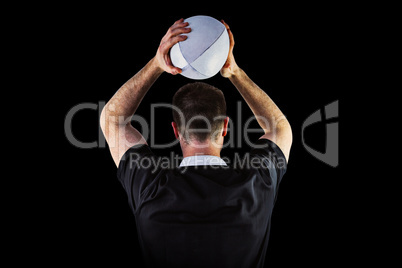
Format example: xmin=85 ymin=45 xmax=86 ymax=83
xmin=220 ymin=20 xmax=239 ymax=78
xmin=155 ymin=18 xmax=191 ymax=75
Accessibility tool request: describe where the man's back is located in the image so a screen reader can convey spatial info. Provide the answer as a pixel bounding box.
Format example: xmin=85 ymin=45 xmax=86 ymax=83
xmin=117 ymin=139 xmax=287 ymax=268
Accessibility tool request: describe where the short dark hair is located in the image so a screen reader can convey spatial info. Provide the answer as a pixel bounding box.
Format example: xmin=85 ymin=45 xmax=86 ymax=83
xmin=172 ymin=82 xmax=226 ymax=142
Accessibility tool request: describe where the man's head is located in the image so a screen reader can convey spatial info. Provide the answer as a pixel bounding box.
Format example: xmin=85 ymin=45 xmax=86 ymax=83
xmin=172 ymin=82 xmax=228 ymax=147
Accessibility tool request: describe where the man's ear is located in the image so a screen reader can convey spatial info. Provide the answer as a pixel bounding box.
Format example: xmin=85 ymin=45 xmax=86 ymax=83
xmin=171 ymin=121 xmax=180 ymax=139
xmin=222 ymin=117 xmax=229 ymax=137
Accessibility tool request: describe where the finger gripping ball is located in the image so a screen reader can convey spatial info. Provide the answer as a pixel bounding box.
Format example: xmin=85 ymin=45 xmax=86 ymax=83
xmin=170 ymin=15 xmax=230 ymax=80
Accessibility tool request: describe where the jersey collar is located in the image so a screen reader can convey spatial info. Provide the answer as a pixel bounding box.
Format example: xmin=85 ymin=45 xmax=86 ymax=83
xmin=179 ymin=155 xmax=227 ymax=167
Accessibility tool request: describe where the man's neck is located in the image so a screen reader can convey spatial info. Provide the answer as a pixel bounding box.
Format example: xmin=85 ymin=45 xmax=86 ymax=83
xmin=180 ymin=139 xmax=222 ymax=158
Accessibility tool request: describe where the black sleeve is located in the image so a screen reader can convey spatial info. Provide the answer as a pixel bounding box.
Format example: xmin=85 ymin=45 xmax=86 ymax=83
xmin=249 ymin=138 xmax=288 ymax=190
xmin=116 ymin=144 xmax=160 ymax=212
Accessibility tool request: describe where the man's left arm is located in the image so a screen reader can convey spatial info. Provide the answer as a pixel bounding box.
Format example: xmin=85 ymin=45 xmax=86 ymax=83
xmin=100 ymin=18 xmax=191 ymax=166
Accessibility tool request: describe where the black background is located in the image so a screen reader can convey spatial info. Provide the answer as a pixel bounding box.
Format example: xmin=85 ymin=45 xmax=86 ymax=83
xmin=56 ymin=4 xmax=348 ymax=267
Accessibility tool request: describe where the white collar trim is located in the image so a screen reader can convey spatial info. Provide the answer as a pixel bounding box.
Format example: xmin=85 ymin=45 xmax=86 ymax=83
xmin=179 ymin=155 xmax=227 ymax=167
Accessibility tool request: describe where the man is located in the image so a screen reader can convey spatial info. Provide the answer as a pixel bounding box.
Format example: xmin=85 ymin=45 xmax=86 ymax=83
xmin=100 ymin=18 xmax=292 ymax=268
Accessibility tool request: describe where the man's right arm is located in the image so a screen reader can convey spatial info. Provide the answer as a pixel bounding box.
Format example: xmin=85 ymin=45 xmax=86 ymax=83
xmin=220 ymin=21 xmax=292 ymax=161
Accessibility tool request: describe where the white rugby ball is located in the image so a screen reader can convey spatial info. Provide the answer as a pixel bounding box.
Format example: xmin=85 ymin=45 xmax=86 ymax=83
xmin=170 ymin=15 xmax=230 ymax=80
